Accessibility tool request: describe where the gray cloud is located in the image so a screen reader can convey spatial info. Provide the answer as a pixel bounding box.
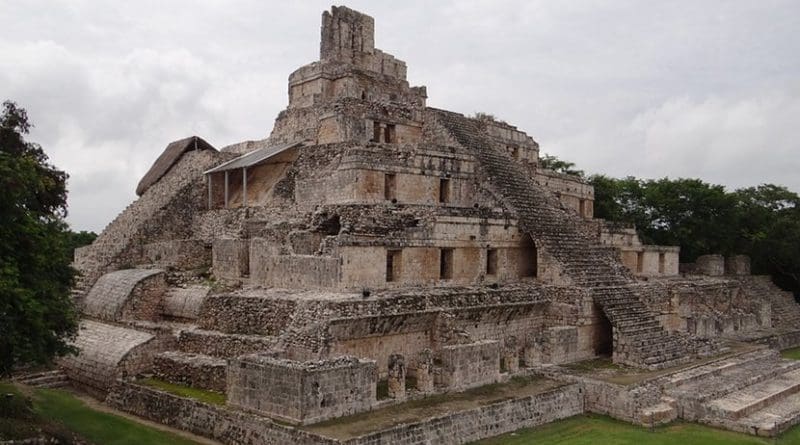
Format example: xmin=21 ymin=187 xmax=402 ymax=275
xmin=1 ymin=0 xmax=798 ymax=231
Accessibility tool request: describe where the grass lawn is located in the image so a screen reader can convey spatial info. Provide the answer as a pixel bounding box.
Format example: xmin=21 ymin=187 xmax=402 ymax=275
xmin=137 ymin=377 xmax=226 ymax=405
xmin=0 ymin=382 xmax=202 ymax=445
xmin=472 ymin=414 xmax=800 ymax=445
xmin=781 ymin=347 xmax=800 ymax=360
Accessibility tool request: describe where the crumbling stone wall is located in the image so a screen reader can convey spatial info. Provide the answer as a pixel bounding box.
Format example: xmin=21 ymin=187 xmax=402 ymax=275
xmin=140 ymin=239 xmax=210 ymax=270
xmin=106 ymin=381 xmax=338 ymax=445
xmin=108 ymin=380 xmax=582 ymax=445
xmin=176 ymin=329 xmax=277 ymax=358
xmin=694 ymin=254 xmax=726 ymax=276
xmin=525 ymin=326 xmax=582 ymax=365
xmin=152 ymin=351 xmax=227 ymax=392
xmin=227 ymin=354 xmax=377 ymax=425
xmin=346 ymin=384 xmax=583 ymax=445
xmin=212 ymin=238 xmax=249 ymax=280
xmin=75 ymin=149 xmax=218 ymax=286
xmin=635 ymin=278 xmax=771 ymax=338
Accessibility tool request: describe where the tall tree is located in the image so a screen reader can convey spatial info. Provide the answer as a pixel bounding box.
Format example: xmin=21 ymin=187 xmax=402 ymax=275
xmin=0 ymin=101 xmax=77 ymax=376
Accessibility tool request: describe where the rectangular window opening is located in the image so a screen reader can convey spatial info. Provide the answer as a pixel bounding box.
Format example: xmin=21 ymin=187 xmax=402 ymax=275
xmin=386 ymin=249 xmax=401 ymax=282
xmin=372 ymin=122 xmax=381 ymax=143
xmin=440 ymin=248 xmax=454 ymax=280
xmin=658 ymin=253 xmax=666 ymax=274
xmin=486 ymin=249 xmax=498 ymax=276
xmin=385 ymin=124 xmax=396 ymax=143
xmin=439 ymin=178 xmax=451 ymax=204
xmin=636 ymin=251 xmax=644 ymax=273
xmin=384 ymin=173 xmax=396 ymax=201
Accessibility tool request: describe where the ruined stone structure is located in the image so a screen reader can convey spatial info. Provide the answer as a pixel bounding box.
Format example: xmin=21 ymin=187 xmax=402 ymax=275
xmin=61 ymin=6 xmax=800 ymax=443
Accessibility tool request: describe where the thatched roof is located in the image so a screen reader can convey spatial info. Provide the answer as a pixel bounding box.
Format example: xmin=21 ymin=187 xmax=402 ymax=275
xmin=136 ymin=136 xmax=216 ymax=196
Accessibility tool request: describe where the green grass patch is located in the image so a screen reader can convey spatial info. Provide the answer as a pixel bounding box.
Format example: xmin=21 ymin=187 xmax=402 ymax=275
xmin=781 ymin=347 xmax=800 ymax=360
xmin=32 ymin=386 xmax=201 ymax=445
xmin=0 ymin=381 xmax=202 ymax=444
xmin=138 ymin=378 xmax=226 ymax=405
xmin=471 ymin=414 xmax=800 ymax=445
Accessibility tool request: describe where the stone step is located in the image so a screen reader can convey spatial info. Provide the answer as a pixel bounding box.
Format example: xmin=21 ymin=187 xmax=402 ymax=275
xmin=153 ymin=350 xmax=227 ymax=392
xmin=706 ymin=368 xmax=800 ymax=420
xmin=661 ymin=350 xmax=776 ymax=390
xmin=13 ymin=369 xmax=69 ymax=388
xmin=735 ymin=391 xmax=800 ymax=437
xmin=674 ymin=358 xmax=800 ymax=408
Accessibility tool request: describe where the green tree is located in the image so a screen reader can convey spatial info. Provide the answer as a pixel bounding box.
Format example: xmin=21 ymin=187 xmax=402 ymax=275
xmin=732 ymin=185 xmax=800 ymax=292
xmin=0 ymin=101 xmax=78 ymax=376
xmin=538 ymin=153 xmax=585 ymax=177
xmin=65 ymin=230 xmax=97 ymax=259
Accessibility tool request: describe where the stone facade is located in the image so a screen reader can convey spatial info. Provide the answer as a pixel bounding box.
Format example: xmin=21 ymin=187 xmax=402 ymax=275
xmin=439 ymin=341 xmax=501 ymax=390
xmin=62 ymin=5 xmax=800 ymax=443
xmin=227 ymin=354 xmax=377 ymax=425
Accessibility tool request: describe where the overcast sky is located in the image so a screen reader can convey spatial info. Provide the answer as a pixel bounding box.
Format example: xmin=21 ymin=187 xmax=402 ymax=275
xmin=2 ymin=0 xmax=798 ymax=232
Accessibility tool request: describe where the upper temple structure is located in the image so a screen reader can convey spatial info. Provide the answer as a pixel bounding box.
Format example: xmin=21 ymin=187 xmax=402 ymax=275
xmin=52 ymin=6 xmax=800 ymax=444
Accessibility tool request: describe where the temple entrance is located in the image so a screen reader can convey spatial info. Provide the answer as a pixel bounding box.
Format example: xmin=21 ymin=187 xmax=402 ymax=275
xmin=593 ymin=304 xmax=613 ymax=357
xmin=519 ymin=234 xmax=538 ymax=278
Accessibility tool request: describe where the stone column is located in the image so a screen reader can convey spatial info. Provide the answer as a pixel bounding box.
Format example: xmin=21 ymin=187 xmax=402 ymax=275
xmin=387 ymin=353 xmax=406 ymax=399
xmin=415 ymin=349 xmax=434 ymax=394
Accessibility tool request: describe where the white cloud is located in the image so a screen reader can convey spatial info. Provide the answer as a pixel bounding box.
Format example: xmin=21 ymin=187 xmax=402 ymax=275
xmin=0 ymin=0 xmax=798 ymax=231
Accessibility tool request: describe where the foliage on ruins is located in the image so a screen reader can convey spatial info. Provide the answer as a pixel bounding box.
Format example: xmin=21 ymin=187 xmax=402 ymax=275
xmin=0 ymin=100 xmax=78 ymax=376
xmin=538 ymin=153 xmax=585 ymax=177
xmin=590 ymin=174 xmax=800 ymax=294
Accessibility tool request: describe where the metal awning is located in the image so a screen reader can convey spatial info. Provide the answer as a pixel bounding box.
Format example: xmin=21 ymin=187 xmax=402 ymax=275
xmin=203 ymin=141 xmax=303 ymax=175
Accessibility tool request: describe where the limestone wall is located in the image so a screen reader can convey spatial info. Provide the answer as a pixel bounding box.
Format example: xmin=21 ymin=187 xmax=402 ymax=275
xmin=140 ymin=239 xmax=210 ymax=270
xmin=533 ymin=169 xmax=594 ymax=218
xmin=212 ymin=238 xmax=249 ymax=280
xmin=106 ymin=381 xmax=338 ymax=445
xmin=439 ymin=340 xmax=500 ymax=390
xmin=346 ymin=384 xmax=583 ymax=445
xmin=227 ymin=354 xmax=377 ymax=425
xmin=198 ymin=293 xmax=298 ymax=335
xmin=82 ymin=269 xmax=165 ymax=321
xmin=152 ymin=351 xmax=227 ymax=392
xmin=636 ymin=278 xmax=771 ymax=339
xmin=176 ymin=329 xmax=276 ymax=358
xmin=107 ymin=380 xmax=582 ymax=445
xmin=250 ymin=252 xmax=341 ymax=289
xmin=695 ymin=254 xmax=725 ymax=276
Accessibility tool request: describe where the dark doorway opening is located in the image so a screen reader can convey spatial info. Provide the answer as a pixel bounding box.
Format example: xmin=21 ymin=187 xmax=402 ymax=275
xmin=593 ymin=304 xmax=613 ymax=357
xmin=519 ymin=234 xmax=537 ymax=278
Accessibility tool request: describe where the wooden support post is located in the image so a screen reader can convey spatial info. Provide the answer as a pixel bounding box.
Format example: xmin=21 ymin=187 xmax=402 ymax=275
xmin=207 ymin=174 xmax=212 ymax=209
xmin=224 ymin=170 xmax=229 ymax=208
xmin=242 ymin=167 xmax=247 ymax=207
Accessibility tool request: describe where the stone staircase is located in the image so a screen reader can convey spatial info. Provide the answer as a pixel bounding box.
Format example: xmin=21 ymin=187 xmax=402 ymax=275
xmin=432 ymin=109 xmax=715 ymax=369
xmin=12 ymin=369 xmax=69 ymax=389
xmin=743 ymin=276 xmax=800 ymax=329
xmin=654 ymin=348 xmax=800 ymax=436
xmin=73 ymin=149 xmax=217 ymax=287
